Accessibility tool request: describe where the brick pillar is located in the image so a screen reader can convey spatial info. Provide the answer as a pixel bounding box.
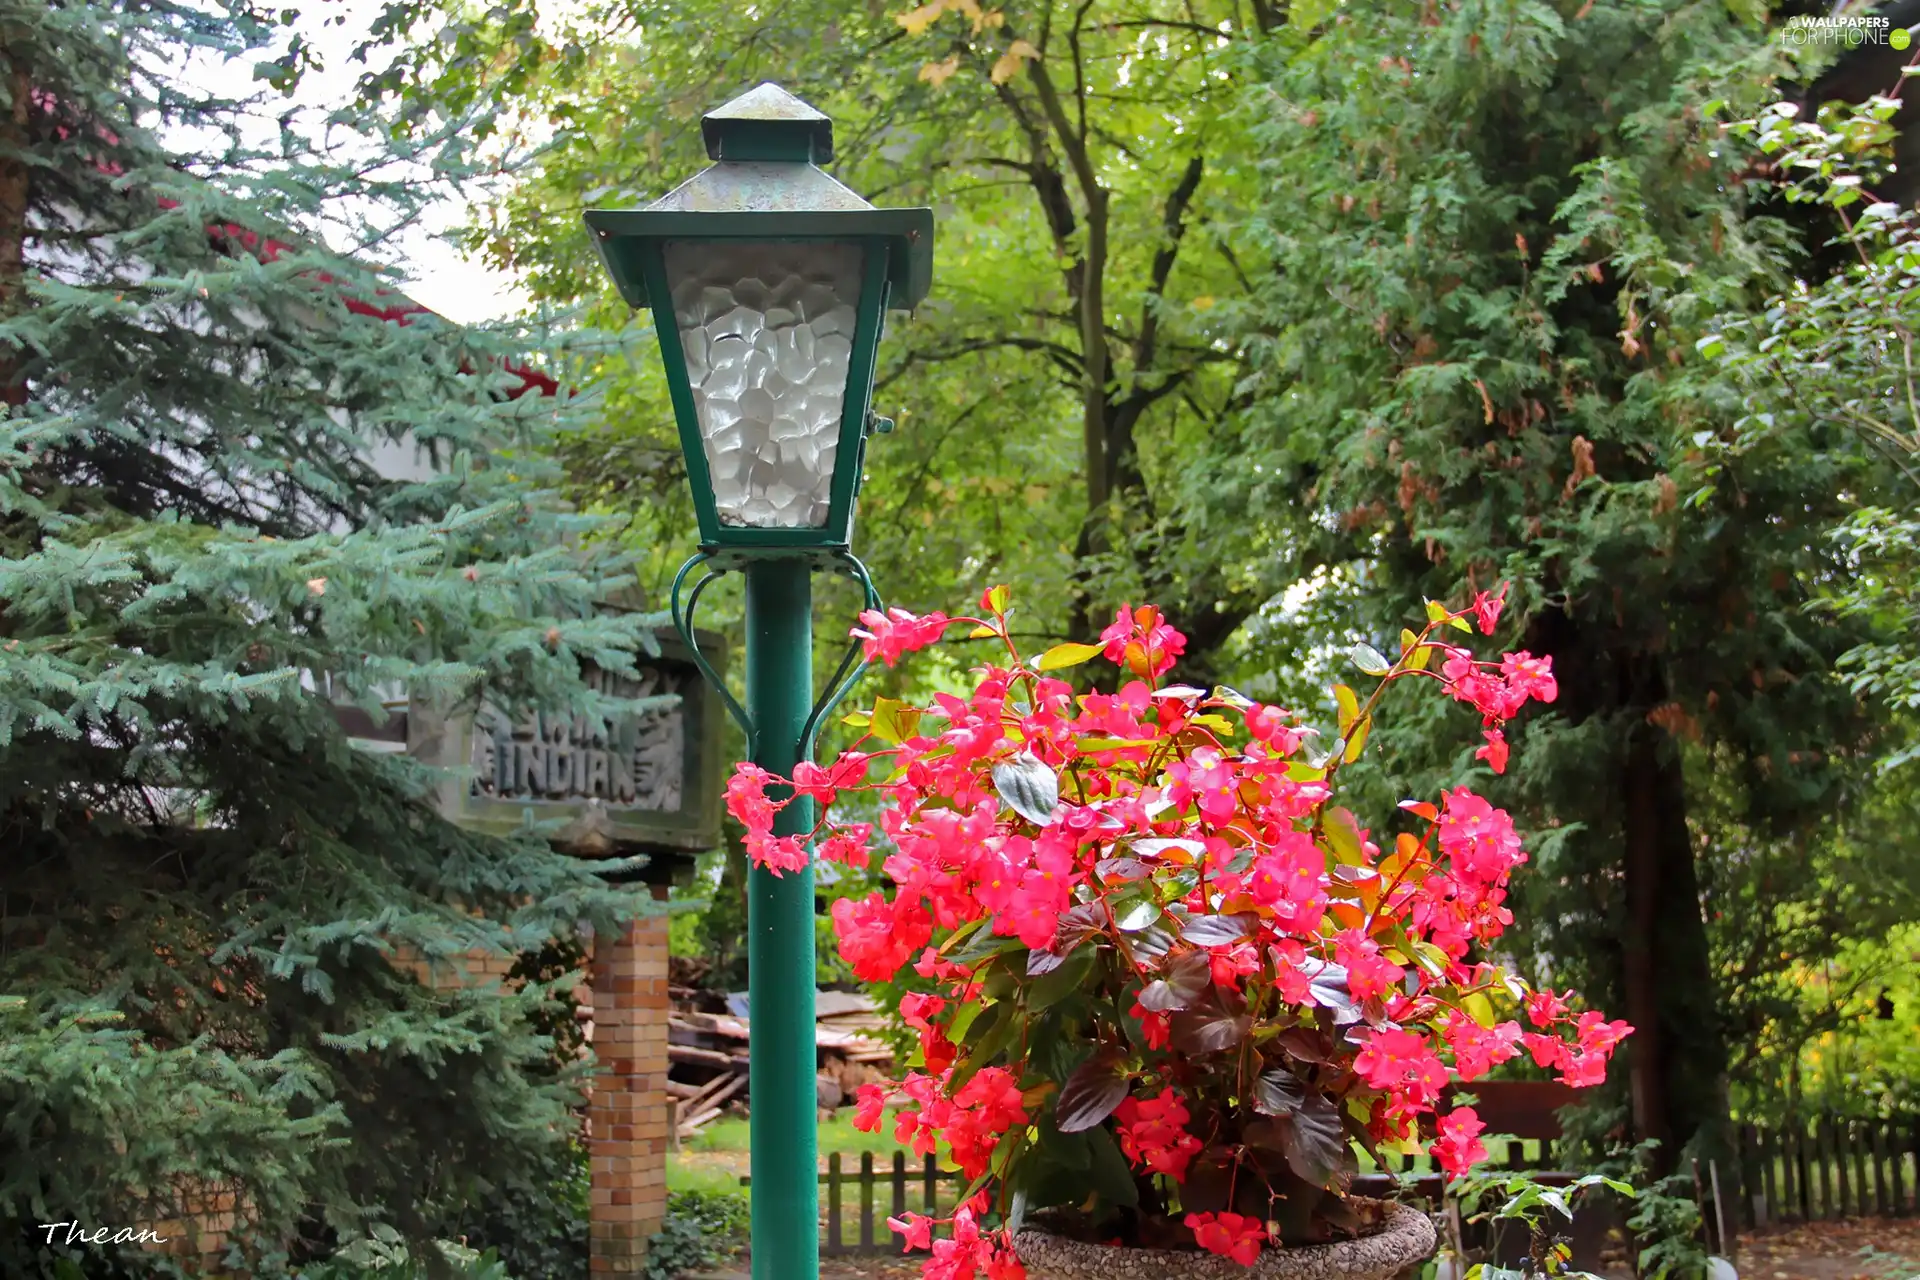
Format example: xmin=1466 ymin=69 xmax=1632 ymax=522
xmin=589 ymin=885 xmax=673 ymax=1275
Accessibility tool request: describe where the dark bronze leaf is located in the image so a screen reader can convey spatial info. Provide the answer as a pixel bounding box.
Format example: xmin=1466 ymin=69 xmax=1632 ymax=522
xmin=1170 ymin=1010 xmax=1250 ymax=1054
xmin=1254 ymin=1067 xmax=1308 ymax=1116
xmin=1180 ymin=913 xmax=1257 ymax=947
xmin=1055 ymin=1055 xmax=1130 ymax=1133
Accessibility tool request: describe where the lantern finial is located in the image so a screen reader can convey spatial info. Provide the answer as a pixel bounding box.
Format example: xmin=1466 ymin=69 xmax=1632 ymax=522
xmin=702 ymin=83 xmax=833 ymax=164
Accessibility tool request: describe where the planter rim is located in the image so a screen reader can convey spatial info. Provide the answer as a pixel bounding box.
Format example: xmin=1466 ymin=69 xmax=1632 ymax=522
xmin=1011 ymin=1197 xmax=1437 ymax=1280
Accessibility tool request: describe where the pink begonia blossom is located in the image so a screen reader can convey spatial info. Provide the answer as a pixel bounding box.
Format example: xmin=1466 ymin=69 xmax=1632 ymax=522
xmin=1187 ymin=1211 xmax=1266 ymax=1265
xmin=1433 ymin=1106 xmax=1490 ymax=1177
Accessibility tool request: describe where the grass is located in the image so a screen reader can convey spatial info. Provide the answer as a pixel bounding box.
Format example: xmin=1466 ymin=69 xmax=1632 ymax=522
xmin=668 ymin=1110 xmax=947 ymax=1210
xmin=666 ymin=1158 xmax=749 ymax=1199
xmin=680 ymin=1110 xmax=918 ymax=1159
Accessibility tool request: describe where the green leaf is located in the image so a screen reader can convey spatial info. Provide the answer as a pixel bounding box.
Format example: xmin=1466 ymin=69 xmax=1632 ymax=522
xmin=1323 ymin=807 xmax=1365 ymax=865
xmin=870 ymin=696 xmax=922 ymax=745
xmin=1027 ymin=943 xmax=1095 ymax=1010
xmin=1350 ymin=641 xmax=1392 ymax=675
xmin=1085 ymin=1126 xmax=1140 ymax=1207
xmin=1342 ymin=715 xmax=1371 ymax=763
xmin=1333 ymin=683 xmax=1360 ymax=734
xmin=1035 ymin=641 xmax=1106 ymax=670
xmin=992 ymin=751 xmax=1060 ymax=825
xmin=1112 ymin=895 xmax=1161 ymax=932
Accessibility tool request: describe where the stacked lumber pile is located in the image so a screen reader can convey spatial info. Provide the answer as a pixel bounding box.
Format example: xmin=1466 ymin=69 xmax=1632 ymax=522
xmin=667 ymin=991 xmax=893 ymax=1142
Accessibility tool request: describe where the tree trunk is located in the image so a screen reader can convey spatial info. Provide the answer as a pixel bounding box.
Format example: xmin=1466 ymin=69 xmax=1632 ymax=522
xmin=1 ymin=40 xmax=31 ymax=405
xmin=1620 ymin=699 xmax=1727 ymax=1175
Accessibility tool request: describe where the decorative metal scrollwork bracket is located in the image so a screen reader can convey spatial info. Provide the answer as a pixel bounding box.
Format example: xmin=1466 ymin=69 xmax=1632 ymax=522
xmin=668 ymin=548 xmax=883 ymax=766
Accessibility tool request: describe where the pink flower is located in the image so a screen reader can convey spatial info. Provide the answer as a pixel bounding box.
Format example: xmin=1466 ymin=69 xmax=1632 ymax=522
xmin=1352 ymin=1028 xmax=1449 ymax=1107
xmin=818 ymin=823 xmax=873 ymax=869
xmin=1245 ymin=830 xmax=1326 ymax=936
xmin=1524 ymin=987 xmax=1571 ymax=1027
xmin=745 ymin=831 xmax=810 ymax=875
xmin=888 ymin=1211 xmax=933 ymax=1252
xmin=1335 ymin=929 xmax=1404 ymax=1002
xmin=1444 ymin=1015 xmax=1523 ymax=1081
xmin=1114 ymin=1088 xmax=1203 ymax=1182
xmin=1186 ymin=1211 xmax=1266 ymax=1265
xmin=723 ymin=763 xmax=778 ymax=833
xmin=832 ymin=892 xmax=932 ymax=982
xmin=1521 ymin=1031 xmax=1573 ymax=1071
xmin=1432 ymin=1106 xmax=1489 ymax=1178
xmin=1165 ymin=747 xmax=1239 ymax=825
xmin=1100 ymin=603 xmax=1187 ymax=680
xmin=1437 ymin=788 xmax=1527 ymax=885
xmin=1500 ymin=651 xmax=1557 ymax=705
xmin=1475 ymin=727 xmax=1509 ymax=774
xmin=900 ymin=992 xmax=947 ymax=1034
xmin=853 ymin=1082 xmax=889 ymax=1132
xmin=1472 ymin=584 xmax=1508 ymax=636
xmin=1246 ymin=703 xmax=1299 ymax=752
xmin=1128 ymin=993 xmax=1172 ymax=1049
xmin=852 ymin=607 xmax=951 ymax=666
xmin=1574 ymin=1010 xmax=1634 ymax=1056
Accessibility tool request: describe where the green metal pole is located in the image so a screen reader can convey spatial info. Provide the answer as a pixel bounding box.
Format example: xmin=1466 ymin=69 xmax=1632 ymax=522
xmin=744 ymin=558 xmax=818 ymax=1280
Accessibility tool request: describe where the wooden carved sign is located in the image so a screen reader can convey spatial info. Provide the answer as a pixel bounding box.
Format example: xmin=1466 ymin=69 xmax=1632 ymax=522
xmin=469 ymin=663 xmax=687 ymax=812
xmin=405 ymin=629 xmax=727 ymax=857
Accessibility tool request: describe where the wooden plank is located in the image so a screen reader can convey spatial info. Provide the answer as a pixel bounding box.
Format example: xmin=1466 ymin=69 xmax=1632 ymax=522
xmin=669 ymin=1044 xmax=736 ymax=1071
xmin=677 ymin=1073 xmax=747 ymax=1138
xmin=1873 ymin=1122 xmax=1891 ymax=1218
xmin=1708 ymin=1160 xmax=1730 ymax=1260
xmin=1760 ymin=1125 xmax=1779 ymax=1228
xmin=860 ymin=1152 xmax=875 ymax=1252
xmin=666 ymin=1079 xmax=706 ymax=1101
xmin=1820 ymin=1116 xmax=1839 ymax=1220
xmin=1789 ymin=1128 xmax=1804 ymax=1228
xmin=1731 ymin=1125 xmax=1753 ymax=1230
xmin=827 ymin=1153 xmax=843 ymax=1257
xmin=1835 ymin=1113 xmax=1850 ymax=1220
xmin=1440 ymin=1081 xmax=1578 ymax=1140
xmin=892 ymin=1150 xmax=908 ymax=1224
xmin=1892 ymin=1121 xmax=1909 ymax=1216
xmin=923 ymin=1153 xmax=939 ymax=1214
xmin=1849 ymin=1119 xmax=1868 ymax=1218
xmin=678 ymin=1105 xmax=724 ymax=1134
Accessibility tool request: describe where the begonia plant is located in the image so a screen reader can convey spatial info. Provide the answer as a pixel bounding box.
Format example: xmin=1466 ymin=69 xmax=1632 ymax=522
xmin=724 ymin=585 xmax=1630 ymax=1277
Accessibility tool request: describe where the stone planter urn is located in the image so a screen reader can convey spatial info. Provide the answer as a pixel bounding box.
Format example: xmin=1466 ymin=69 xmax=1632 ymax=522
xmin=1013 ymin=1199 xmax=1437 ymax=1280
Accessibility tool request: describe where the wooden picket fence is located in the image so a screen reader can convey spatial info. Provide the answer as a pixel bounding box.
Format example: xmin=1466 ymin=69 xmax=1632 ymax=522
xmin=739 ymin=1142 xmax=1562 ymax=1257
xmin=1726 ymin=1114 xmax=1920 ymax=1227
xmin=740 ymin=1152 xmax=966 ymax=1256
xmin=738 ymin=1110 xmax=1920 ymax=1258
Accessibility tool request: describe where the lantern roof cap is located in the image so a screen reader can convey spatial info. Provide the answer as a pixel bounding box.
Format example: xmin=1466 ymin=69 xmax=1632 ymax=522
xmin=583 ymin=83 xmax=934 ymax=310
xmin=701 ymin=83 xmax=834 ymax=164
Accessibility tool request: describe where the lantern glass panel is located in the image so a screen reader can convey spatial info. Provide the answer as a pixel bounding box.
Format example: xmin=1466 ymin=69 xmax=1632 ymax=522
xmin=664 ymin=239 xmax=864 ymax=529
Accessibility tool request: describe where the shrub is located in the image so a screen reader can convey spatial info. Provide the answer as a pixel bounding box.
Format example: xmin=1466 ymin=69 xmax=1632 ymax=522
xmin=639 ymin=1190 xmax=750 ymax=1280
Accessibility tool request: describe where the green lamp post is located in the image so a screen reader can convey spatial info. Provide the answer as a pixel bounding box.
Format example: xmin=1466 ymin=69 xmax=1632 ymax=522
xmin=586 ymin=84 xmax=932 ymax=1280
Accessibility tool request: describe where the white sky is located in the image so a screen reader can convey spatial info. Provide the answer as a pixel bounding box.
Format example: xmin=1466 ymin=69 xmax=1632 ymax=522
xmin=176 ymin=0 xmax=541 ymax=324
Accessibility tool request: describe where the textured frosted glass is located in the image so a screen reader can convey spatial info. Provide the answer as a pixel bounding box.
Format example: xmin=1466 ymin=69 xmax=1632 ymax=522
xmin=664 ymin=240 xmax=863 ymax=529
